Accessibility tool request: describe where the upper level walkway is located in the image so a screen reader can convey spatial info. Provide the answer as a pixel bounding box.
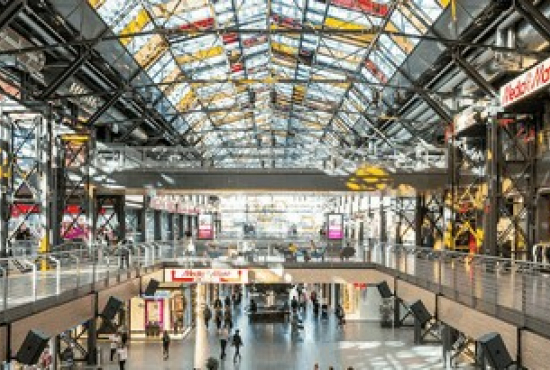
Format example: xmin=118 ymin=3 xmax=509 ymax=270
xmin=1 ymin=240 xmax=550 ymax=368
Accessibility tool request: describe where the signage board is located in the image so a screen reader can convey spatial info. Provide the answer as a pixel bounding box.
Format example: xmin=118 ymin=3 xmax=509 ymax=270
xmin=198 ymin=213 xmax=214 ymax=239
xmin=500 ymin=57 xmax=550 ymax=107
xmin=168 ymin=269 xmax=248 ymax=284
xmin=327 ymin=213 xmax=344 ymax=240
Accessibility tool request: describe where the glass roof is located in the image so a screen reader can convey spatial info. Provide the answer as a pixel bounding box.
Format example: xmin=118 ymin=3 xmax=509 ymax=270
xmin=89 ymin=0 xmax=447 ymax=167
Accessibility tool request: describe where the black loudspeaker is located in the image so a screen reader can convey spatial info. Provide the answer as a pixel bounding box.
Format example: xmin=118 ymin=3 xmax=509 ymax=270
xmin=376 ymin=281 xmax=392 ymax=298
xmin=101 ymin=296 xmax=123 ymax=320
xmin=144 ymin=279 xmax=160 ymax=297
xmin=16 ymin=330 xmax=49 ymax=365
xmin=478 ymin=332 xmax=513 ymax=369
xmin=409 ymin=300 xmax=432 ymax=327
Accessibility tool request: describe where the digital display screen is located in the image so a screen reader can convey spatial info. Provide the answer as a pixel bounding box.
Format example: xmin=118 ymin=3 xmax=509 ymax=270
xmin=198 ymin=214 xmax=214 ymax=239
xmin=327 ymin=213 xmax=343 ymax=240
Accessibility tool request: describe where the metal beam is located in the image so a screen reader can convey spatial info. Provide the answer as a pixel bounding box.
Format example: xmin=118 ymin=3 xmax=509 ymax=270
xmin=0 ymin=27 xmax=544 ymax=58
xmin=515 ymin=0 xmax=550 ymax=44
xmin=86 ymin=91 xmax=122 ymax=127
xmin=453 ymin=52 xmax=498 ymax=98
xmin=0 ymin=0 xmax=25 ymax=33
xmin=38 ymin=47 xmax=92 ymax=99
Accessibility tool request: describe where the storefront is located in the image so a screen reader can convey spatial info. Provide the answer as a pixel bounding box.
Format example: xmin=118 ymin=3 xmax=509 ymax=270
xmin=129 ymin=285 xmax=193 ymax=339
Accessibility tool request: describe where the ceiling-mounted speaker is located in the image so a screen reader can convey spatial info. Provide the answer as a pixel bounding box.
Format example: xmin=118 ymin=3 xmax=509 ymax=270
xmin=478 ymin=332 xmax=513 ymax=369
xmin=409 ymin=300 xmax=432 ymax=327
xmin=16 ymin=330 xmax=49 ymax=365
xmin=376 ymin=281 xmax=392 ymax=298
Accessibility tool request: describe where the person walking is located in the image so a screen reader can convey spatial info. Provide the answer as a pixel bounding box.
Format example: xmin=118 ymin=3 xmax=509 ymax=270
xmin=232 ymin=329 xmax=243 ymax=362
xmin=215 ymin=307 xmax=223 ymax=332
xmin=336 ymin=304 xmax=345 ymax=328
xmin=220 ymin=326 xmax=229 ymax=359
xmin=224 ymin=295 xmax=231 ymax=308
xmin=291 ymin=296 xmax=298 ymax=313
xmin=224 ymin=308 xmax=233 ymax=330
xmin=203 ymin=305 xmax=212 ymax=328
xmin=162 ymin=330 xmax=171 ymax=360
xmin=117 ymin=343 xmax=128 ymax=370
xmin=109 ymin=333 xmax=119 ymax=361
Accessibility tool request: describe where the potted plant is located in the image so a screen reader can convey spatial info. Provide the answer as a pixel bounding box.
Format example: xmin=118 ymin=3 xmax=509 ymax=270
xmin=206 ymin=357 xmax=219 ymax=370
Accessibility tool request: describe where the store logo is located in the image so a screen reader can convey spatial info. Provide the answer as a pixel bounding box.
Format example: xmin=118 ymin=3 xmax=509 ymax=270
xmin=500 ymin=57 xmax=550 ymax=107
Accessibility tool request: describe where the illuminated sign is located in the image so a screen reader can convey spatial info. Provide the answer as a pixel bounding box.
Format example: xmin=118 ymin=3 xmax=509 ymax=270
xmin=500 ymin=57 xmax=550 ymax=107
xmin=327 ymin=213 xmax=344 ymax=240
xmin=198 ymin=213 xmax=214 ymax=239
xmin=168 ymin=269 xmax=248 ymax=284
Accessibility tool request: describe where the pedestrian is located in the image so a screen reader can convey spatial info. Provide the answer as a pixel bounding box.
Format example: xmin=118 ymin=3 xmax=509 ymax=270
xmin=213 ymin=296 xmax=222 ymax=309
xmin=162 ymin=330 xmax=171 ymax=360
xmin=203 ymin=305 xmax=212 ymax=328
xmin=310 ymin=290 xmax=317 ymax=303
xmin=39 ymin=345 xmax=52 ymax=369
xmin=336 ymin=304 xmax=345 ymax=328
xmin=109 ymin=333 xmax=119 ymax=361
xmin=232 ymin=329 xmax=243 ymax=362
xmin=224 ymin=308 xmax=233 ymax=329
xmin=117 ymin=343 xmax=128 ymax=370
xmin=225 ymin=295 xmax=231 ymax=308
xmin=215 ymin=307 xmax=223 ymax=332
xmin=291 ymin=296 xmax=298 ymax=313
xmin=313 ymin=364 xmax=320 ymax=370
xmin=220 ymin=325 xmax=229 ymax=359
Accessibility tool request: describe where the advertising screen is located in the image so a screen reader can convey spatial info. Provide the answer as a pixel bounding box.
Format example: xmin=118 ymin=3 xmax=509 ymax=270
xmin=327 ymin=213 xmax=344 ymax=240
xmin=198 ymin=214 xmax=214 ymax=239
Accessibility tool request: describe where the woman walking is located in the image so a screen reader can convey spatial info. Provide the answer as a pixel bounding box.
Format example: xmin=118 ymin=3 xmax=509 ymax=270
xmin=162 ymin=330 xmax=171 ymax=360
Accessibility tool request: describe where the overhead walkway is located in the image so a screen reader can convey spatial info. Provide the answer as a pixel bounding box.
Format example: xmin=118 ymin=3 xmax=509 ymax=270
xmin=0 ymin=242 xmax=168 ymax=362
xmin=1 ymin=240 xmax=550 ymax=368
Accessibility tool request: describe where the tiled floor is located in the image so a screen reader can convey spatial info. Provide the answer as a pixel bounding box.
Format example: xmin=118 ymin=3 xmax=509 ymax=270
xmin=97 ymin=301 xmax=471 ymax=370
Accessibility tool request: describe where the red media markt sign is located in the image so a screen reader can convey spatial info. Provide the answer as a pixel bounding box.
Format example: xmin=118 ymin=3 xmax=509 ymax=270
xmin=500 ymin=56 xmax=550 ymax=108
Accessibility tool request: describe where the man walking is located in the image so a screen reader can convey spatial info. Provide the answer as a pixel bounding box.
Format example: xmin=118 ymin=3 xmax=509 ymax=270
xmin=232 ymin=329 xmax=243 ymax=362
xmin=220 ymin=326 xmax=229 ymax=359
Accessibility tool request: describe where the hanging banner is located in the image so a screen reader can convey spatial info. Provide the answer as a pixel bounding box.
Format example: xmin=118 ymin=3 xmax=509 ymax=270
xmin=500 ymin=56 xmax=550 ymax=107
xmin=327 ymin=213 xmax=344 ymax=240
xmin=198 ymin=213 xmax=214 ymax=239
xmin=167 ymin=269 xmax=248 ymax=284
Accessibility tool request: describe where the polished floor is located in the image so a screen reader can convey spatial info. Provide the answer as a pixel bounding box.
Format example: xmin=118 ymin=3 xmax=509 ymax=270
xmin=97 ymin=301 xmax=471 ymax=370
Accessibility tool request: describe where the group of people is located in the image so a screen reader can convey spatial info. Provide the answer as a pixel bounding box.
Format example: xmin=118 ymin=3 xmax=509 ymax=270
xmin=287 ymin=240 xmax=323 ymax=261
xmin=292 ymin=286 xmax=345 ymax=327
xmin=203 ymin=295 xmax=234 ymax=331
xmin=203 ymin=294 xmax=244 ymax=362
xmin=109 ymin=332 xmax=128 ymax=370
xmin=314 ymin=365 xmax=355 ymax=370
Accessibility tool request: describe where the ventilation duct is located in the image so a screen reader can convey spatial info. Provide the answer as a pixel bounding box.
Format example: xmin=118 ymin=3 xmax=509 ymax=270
xmin=0 ymin=27 xmax=45 ymax=73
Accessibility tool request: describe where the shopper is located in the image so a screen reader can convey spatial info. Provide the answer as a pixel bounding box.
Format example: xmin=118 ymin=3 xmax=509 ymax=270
xmin=249 ymin=299 xmax=257 ymax=313
xmin=220 ymin=326 xmax=229 ymax=359
xmin=117 ymin=343 xmax=128 ymax=370
xmin=109 ymin=333 xmax=119 ymax=361
xmin=313 ymin=364 xmax=320 ymax=370
xmin=224 ymin=308 xmax=233 ymax=329
xmin=225 ymin=295 xmax=231 ymax=308
xmin=162 ymin=330 xmax=171 ymax=360
xmin=203 ymin=305 xmax=212 ymax=328
xmin=213 ymin=296 xmax=222 ymax=309
xmin=336 ymin=304 xmax=345 ymax=328
xmin=232 ymin=329 xmax=243 ymax=362
xmin=39 ymin=345 xmax=52 ymax=369
xmin=215 ymin=307 xmax=223 ymax=332
xmin=291 ymin=296 xmax=298 ymax=313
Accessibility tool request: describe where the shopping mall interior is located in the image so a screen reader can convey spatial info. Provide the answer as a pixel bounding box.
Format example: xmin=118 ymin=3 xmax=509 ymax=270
xmin=2 ymin=0 xmax=550 ymax=368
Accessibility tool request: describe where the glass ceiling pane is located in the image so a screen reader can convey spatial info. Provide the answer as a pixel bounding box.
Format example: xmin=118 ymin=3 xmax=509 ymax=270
xmin=88 ymin=0 xmax=449 ymax=166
